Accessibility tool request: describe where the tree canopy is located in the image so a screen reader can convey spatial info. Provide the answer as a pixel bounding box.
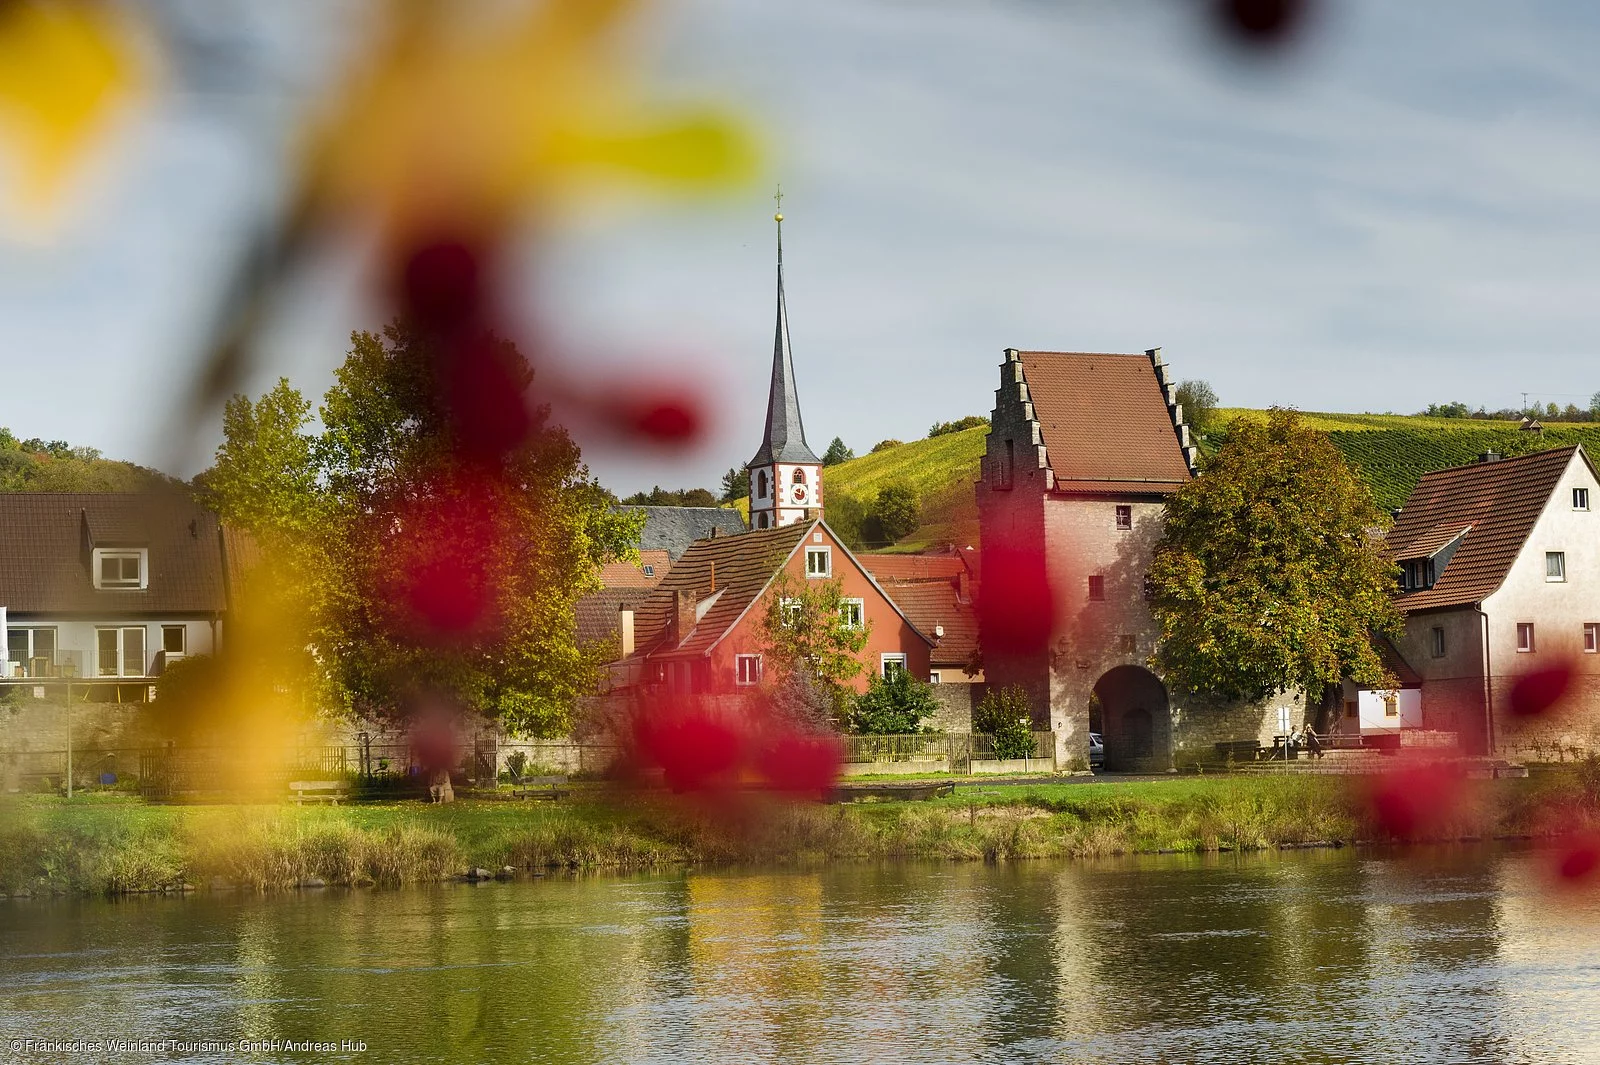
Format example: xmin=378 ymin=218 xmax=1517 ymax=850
xmin=620 ymin=485 xmax=717 ymax=507
xmin=1175 ymin=380 xmax=1218 ymax=436
xmin=719 ymin=466 xmax=750 ymax=501
xmin=1147 ymin=408 xmax=1400 ymax=709
xmin=199 ymin=322 xmax=641 ymax=736
xmin=849 ymin=668 xmax=938 ymax=734
xmin=928 ymin=415 xmax=988 ymax=438
xmin=863 ymin=483 xmax=919 ymax=545
xmin=823 ymin=436 xmax=854 ymax=465
xmin=760 ymin=571 xmax=869 ymax=723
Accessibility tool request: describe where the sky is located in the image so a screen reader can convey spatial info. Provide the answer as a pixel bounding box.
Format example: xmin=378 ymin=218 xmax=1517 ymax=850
xmin=4 ymin=1 xmax=1600 ymax=495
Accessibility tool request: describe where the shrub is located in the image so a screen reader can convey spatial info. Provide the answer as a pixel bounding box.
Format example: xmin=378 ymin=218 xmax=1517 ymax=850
xmin=928 ymin=415 xmax=988 ymax=438
xmin=974 ymin=685 xmax=1036 ymax=760
xmin=863 ymin=483 xmax=919 ymax=545
xmin=870 ymin=439 xmax=902 ymax=454
xmin=850 ymin=669 xmax=938 ymax=734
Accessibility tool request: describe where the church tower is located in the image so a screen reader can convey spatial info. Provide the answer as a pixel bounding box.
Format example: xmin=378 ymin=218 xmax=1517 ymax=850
xmin=746 ymin=202 xmax=822 ymax=529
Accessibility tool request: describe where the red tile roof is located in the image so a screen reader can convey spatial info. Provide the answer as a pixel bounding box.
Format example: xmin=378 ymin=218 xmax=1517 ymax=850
xmin=1015 ymin=351 xmax=1192 ymax=489
xmin=858 ymin=554 xmax=966 ymax=583
xmin=575 ymin=587 xmax=651 ymax=652
xmin=1390 ymin=446 xmax=1585 ymax=612
xmin=598 ymin=550 xmax=671 ymax=589
xmin=882 ymin=580 xmax=977 ymax=669
xmin=632 ymin=522 xmax=814 ymax=658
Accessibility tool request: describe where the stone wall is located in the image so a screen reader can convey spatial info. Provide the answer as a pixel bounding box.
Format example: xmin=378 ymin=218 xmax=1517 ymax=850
xmin=930 ymin=682 xmax=981 ymax=733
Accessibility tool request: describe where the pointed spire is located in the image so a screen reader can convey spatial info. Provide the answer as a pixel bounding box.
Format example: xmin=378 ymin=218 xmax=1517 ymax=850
xmin=748 ymin=196 xmax=820 ymax=468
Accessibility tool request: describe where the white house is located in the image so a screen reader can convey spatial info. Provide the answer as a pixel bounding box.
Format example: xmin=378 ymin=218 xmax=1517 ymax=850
xmin=0 ymin=493 xmax=240 ymax=701
xmin=1386 ymin=445 xmax=1600 ymax=756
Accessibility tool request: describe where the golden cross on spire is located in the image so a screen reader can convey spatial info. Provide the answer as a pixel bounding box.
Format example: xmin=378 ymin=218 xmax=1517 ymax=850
xmin=773 ymin=184 xmax=783 ymax=222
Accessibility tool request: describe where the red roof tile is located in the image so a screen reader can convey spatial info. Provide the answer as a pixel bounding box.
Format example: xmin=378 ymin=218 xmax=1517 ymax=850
xmin=575 ymin=588 xmax=651 ymax=652
xmin=883 ymin=580 xmax=977 ymax=669
xmin=598 ymin=550 xmax=671 ymax=589
xmin=1390 ymin=446 xmax=1584 ymax=612
xmin=858 ymin=554 xmax=966 ymax=583
xmin=1016 ymin=351 xmax=1193 ymax=488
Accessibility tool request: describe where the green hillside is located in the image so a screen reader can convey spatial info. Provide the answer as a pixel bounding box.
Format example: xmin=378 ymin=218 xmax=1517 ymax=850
xmin=809 ymin=412 xmax=1600 ymax=549
xmin=1216 ymin=410 xmax=1600 ymax=512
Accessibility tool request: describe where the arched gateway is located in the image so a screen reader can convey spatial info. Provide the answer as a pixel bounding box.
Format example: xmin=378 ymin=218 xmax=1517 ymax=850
xmin=1092 ymin=666 xmax=1170 ymax=773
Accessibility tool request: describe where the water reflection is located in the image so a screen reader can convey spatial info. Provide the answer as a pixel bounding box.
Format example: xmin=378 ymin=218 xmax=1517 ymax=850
xmin=2 ymin=847 xmax=1599 ymax=1064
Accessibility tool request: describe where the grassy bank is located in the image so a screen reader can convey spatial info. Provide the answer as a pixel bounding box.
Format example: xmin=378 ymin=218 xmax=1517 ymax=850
xmin=1 ymin=772 xmax=1590 ymax=897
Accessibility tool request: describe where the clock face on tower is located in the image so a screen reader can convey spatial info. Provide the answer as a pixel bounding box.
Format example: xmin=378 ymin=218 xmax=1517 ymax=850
xmin=792 ymin=482 xmax=809 ymax=504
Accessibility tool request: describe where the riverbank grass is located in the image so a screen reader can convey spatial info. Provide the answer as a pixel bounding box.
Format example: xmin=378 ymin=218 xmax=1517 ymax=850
xmin=0 ymin=770 xmax=1585 ymax=896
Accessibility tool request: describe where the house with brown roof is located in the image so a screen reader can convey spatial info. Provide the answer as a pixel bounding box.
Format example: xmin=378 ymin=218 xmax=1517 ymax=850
xmin=1384 ymin=445 xmax=1600 ymax=755
xmin=0 ymin=493 xmax=239 ymax=701
xmin=617 ymin=519 xmax=934 ymax=695
xmin=975 ymin=347 xmax=1292 ymax=771
xmin=859 ymin=549 xmax=980 ymax=684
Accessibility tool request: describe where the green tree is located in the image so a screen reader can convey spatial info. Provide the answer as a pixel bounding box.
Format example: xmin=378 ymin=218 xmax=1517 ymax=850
xmin=928 ymin=415 xmax=988 ymax=437
xmin=869 ymin=439 xmax=902 ymax=454
xmin=760 ymin=571 xmax=870 ymax=722
xmin=620 ymin=485 xmax=717 ymax=506
xmin=823 ymin=436 xmax=854 ymax=466
xmin=196 ymin=378 xmax=324 ymax=544
xmin=973 ymin=685 xmax=1036 ymax=759
xmin=720 ymin=467 xmax=750 ymax=501
xmin=317 ymin=324 xmax=641 ymax=735
xmin=864 ymin=482 xmax=919 ymax=545
xmin=1591 ymin=391 xmax=1600 ymax=417
xmin=1147 ymin=408 xmax=1400 ymax=726
xmin=849 ymin=668 xmax=938 ymax=734
xmin=1175 ymin=380 xmax=1218 ymax=436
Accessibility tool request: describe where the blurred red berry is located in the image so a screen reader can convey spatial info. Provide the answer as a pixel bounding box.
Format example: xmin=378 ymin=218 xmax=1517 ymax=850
xmin=403 ymin=550 xmax=491 ymax=634
xmin=1213 ymin=0 xmax=1311 ymax=45
xmin=1509 ymin=664 xmax=1575 ymax=719
xmin=441 ymin=335 xmax=532 ymax=460
xmin=400 ymin=239 xmax=484 ymax=332
xmin=636 ymin=710 xmax=744 ymax=793
xmin=1557 ymin=835 xmax=1600 ymax=883
xmin=757 ymin=732 xmax=843 ymax=799
xmin=978 ymin=542 xmax=1055 ymax=658
xmin=1367 ymin=761 xmax=1466 ymax=839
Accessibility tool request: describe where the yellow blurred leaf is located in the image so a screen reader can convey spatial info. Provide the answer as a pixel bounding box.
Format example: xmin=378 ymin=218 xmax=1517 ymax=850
xmin=547 ymin=112 xmax=761 ymax=188
xmin=0 ymin=0 xmax=139 ymax=214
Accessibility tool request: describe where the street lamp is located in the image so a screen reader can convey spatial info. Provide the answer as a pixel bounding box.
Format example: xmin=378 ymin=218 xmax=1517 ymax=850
xmin=61 ymin=661 xmax=76 ymax=799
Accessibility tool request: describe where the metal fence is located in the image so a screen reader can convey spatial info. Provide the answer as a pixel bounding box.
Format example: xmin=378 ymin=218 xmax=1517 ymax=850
xmin=841 ymin=732 xmax=1056 ymax=774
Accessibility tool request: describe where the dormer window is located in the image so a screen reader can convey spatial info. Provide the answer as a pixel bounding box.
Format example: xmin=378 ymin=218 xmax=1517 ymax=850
xmin=1400 ymin=558 xmax=1435 ymax=591
xmin=93 ymin=549 xmax=147 ymax=590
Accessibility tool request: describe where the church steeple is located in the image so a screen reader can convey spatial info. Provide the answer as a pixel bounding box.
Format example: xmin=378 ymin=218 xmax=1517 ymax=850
xmin=746 ymin=194 xmax=823 ymax=530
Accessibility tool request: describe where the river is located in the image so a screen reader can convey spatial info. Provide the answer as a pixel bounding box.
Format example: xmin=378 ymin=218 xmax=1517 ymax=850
xmin=3 ymin=845 xmax=1598 ymax=1063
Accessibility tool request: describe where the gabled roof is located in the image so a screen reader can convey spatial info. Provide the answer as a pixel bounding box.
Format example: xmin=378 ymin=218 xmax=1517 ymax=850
xmin=857 ymin=554 xmax=967 ymax=583
xmin=881 ymin=580 xmax=977 ymax=669
xmin=598 ymin=550 xmax=670 ymax=589
xmin=1014 ymin=350 xmax=1194 ymax=491
xmin=633 ymin=519 xmax=936 ymax=661
xmin=1392 ymin=524 xmax=1472 ymax=560
xmin=632 ymin=522 xmax=814 ymax=658
xmin=1375 ymin=635 xmax=1424 ymax=689
xmin=618 ymin=506 xmax=747 ymax=560
xmin=1390 ymin=446 xmax=1585 ymax=611
xmin=0 ymin=493 xmax=229 ymax=615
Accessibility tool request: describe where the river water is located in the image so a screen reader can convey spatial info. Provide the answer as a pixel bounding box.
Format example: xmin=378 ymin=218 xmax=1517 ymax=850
xmin=3 ymin=845 xmax=1599 ymax=1064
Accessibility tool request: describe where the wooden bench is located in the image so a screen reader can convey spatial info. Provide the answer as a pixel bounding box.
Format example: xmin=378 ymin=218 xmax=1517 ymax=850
xmin=512 ymin=775 xmax=570 ymax=800
xmin=289 ymin=780 xmax=350 ymax=805
xmin=1214 ymin=740 xmax=1262 ymax=764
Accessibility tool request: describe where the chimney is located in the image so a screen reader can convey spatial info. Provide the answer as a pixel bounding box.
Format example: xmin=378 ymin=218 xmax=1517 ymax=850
xmin=671 ymin=588 xmax=697 ymax=646
xmin=1478 ymin=451 xmax=1502 ymax=464
xmin=618 ymin=605 xmax=635 ymax=657
xmin=709 ymin=560 xmax=716 ymax=592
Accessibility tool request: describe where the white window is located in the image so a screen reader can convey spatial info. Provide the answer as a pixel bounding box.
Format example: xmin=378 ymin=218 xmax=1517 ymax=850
xmin=735 ymin=654 xmax=762 ymax=686
xmin=1546 ymin=551 xmax=1566 ymax=582
xmin=6 ymin=627 xmax=56 ymax=678
xmin=1517 ymin=623 xmax=1535 ymax=653
xmin=805 ymin=546 xmax=832 ymax=578
xmin=1431 ymin=627 xmax=1445 ymax=658
xmin=778 ymin=597 xmax=803 ymax=626
xmin=839 ymin=598 xmax=864 ymax=629
xmin=1383 ymin=694 xmax=1399 ymax=718
xmin=162 ymin=625 xmax=186 ymax=655
xmin=97 ymin=627 xmax=147 ymax=677
xmin=1576 ymin=488 xmax=1590 ymax=511
xmin=928 ymin=672 xmax=942 ymax=685
xmin=1115 ymin=505 xmax=1132 ymax=530
xmin=880 ymin=653 xmax=907 ymax=676
xmin=641 ymin=564 xmax=655 ymax=577
xmin=1401 ymin=558 xmax=1435 ymax=591
xmin=1585 ymin=623 xmax=1599 ymax=654
xmin=93 ymin=549 xmax=147 ymax=590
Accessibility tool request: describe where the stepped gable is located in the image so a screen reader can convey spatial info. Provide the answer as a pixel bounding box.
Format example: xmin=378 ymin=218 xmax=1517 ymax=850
xmin=1013 ymin=350 xmax=1195 ymax=492
xmin=619 ymin=506 xmax=748 ymax=561
xmin=631 ymin=522 xmax=812 ymax=658
xmin=1389 ymin=445 xmax=1583 ymax=611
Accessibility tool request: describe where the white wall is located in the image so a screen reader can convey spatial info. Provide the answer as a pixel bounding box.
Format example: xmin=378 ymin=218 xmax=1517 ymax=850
xmin=5 ymin=617 xmax=218 ymax=678
xmin=1357 ymin=688 xmax=1422 ymax=732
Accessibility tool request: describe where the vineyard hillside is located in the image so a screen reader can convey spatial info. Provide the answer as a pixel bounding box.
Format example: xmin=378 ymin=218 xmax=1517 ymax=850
xmin=1215 ymin=410 xmax=1600 ymax=511
xmin=721 ymin=413 xmax=1600 ymax=551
